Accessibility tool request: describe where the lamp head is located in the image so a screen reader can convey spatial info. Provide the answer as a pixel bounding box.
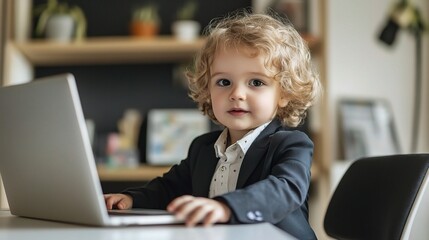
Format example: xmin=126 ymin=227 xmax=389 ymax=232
xmin=379 ymin=18 xmax=400 ymax=45
xmin=379 ymin=2 xmax=425 ymax=46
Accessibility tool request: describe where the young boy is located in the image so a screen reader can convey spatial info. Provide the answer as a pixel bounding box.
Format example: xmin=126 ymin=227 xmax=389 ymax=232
xmin=105 ymin=10 xmax=321 ymax=239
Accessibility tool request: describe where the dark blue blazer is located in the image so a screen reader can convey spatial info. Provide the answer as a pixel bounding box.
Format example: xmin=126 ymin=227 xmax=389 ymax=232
xmin=124 ymin=120 xmax=316 ymax=239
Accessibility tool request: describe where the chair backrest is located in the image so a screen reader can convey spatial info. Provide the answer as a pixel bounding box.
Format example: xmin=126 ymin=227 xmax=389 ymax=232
xmin=402 ymin=165 xmax=429 ymax=240
xmin=324 ymin=154 xmax=429 ymax=240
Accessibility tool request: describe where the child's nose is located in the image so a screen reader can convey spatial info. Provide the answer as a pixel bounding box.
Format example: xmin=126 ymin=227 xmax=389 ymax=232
xmin=229 ymin=86 xmax=246 ymax=101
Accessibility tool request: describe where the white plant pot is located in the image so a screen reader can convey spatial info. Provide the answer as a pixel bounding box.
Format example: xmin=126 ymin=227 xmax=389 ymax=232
xmin=172 ymin=20 xmax=201 ymax=41
xmin=45 ymin=14 xmax=75 ymax=43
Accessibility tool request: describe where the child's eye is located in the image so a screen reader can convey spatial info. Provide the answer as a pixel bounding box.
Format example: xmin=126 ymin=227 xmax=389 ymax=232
xmin=216 ymin=79 xmax=231 ymax=86
xmin=249 ymin=79 xmax=265 ymax=87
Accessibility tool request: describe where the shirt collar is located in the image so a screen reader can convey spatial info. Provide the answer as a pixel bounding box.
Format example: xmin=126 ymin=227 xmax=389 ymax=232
xmin=213 ymin=121 xmax=271 ymax=158
xmin=214 ymin=129 xmax=228 ymax=158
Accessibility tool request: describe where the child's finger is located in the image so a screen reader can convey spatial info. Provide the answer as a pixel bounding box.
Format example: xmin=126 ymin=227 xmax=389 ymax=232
xmin=203 ymin=208 xmax=222 ymax=226
xmin=104 ymin=194 xmax=131 ymax=210
xmin=186 ymin=204 xmax=213 ymax=226
xmin=176 ymin=200 xmax=205 ymax=223
xmin=117 ymin=198 xmax=129 ymax=209
xmin=104 ymin=195 xmax=117 ymax=210
xmin=167 ymin=195 xmax=194 ymax=212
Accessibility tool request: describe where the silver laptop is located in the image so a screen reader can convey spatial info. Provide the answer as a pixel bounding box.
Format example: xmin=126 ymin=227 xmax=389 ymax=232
xmin=0 ymin=74 xmax=182 ymax=226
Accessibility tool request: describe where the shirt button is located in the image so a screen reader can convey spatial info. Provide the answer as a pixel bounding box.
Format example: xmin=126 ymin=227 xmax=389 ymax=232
xmin=221 ymin=166 xmax=226 ymax=171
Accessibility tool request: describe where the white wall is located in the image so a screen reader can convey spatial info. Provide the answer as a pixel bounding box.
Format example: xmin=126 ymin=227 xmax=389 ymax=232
xmin=326 ymin=0 xmax=429 ymax=159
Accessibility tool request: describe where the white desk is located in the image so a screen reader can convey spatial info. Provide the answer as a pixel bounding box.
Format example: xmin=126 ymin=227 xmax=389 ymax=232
xmin=0 ymin=211 xmax=295 ymax=240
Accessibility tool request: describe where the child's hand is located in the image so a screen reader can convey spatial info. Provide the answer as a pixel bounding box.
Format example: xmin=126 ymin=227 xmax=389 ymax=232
xmin=167 ymin=195 xmax=231 ymax=227
xmin=104 ymin=194 xmax=133 ymax=210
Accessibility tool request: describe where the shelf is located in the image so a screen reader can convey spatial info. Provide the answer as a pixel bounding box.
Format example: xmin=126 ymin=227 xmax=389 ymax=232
xmin=97 ymin=164 xmax=172 ymax=182
xmin=13 ymin=36 xmax=206 ymax=66
xmin=12 ymin=35 xmax=320 ymax=67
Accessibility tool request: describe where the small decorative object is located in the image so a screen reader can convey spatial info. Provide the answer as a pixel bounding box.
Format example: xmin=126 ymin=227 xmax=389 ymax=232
xmin=130 ymin=3 xmax=161 ymax=37
xmin=172 ymin=0 xmax=200 ymax=41
xmin=107 ymin=109 xmax=142 ymax=168
xmin=338 ymin=99 xmax=400 ymax=161
xmin=146 ymin=109 xmax=210 ymax=165
xmin=34 ymin=0 xmax=87 ymax=42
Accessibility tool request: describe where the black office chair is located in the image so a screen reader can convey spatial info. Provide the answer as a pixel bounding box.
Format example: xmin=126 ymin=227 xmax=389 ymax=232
xmin=324 ymin=154 xmax=429 ymax=240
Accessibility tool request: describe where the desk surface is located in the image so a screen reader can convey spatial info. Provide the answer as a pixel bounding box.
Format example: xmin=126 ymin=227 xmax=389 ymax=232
xmin=0 ymin=211 xmax=295 ymax=240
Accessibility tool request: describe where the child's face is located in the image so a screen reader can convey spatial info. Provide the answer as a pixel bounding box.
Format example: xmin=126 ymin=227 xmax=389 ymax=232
xmin=209 ymin=47 xmax=288 ymax=139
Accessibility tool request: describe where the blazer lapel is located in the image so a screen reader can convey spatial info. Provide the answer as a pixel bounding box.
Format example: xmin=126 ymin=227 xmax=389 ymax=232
xmin=236 ymin=120 xmax=282 ymax=189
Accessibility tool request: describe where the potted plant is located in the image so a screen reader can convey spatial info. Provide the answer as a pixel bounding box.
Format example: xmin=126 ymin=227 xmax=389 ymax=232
xmin=172 ymin=0 xmax=200 ymax=41
xmin=130 ymin=3 xmax=161 ymax=37
xmin=34 ymin=0 xmax=87 ymax=42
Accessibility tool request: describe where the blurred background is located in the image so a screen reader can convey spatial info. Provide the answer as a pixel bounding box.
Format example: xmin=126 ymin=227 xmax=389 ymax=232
xmin=0 ymin=0 xmax=428 ymax=238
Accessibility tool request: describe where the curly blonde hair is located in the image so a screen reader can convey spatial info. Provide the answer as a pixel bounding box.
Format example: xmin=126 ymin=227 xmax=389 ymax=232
xmin=187 ymin=10 xmax=322 ymax=127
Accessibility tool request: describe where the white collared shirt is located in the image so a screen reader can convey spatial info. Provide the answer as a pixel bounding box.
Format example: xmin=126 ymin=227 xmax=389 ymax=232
xmin=209 ymin=121 xmax=271 ymax=198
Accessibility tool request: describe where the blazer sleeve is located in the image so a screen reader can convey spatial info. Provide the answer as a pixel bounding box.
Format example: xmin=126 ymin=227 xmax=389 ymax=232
xmin=121 ymin=139 xmax=198 ymax=209
xmin=215 ymin=130 xmax=313 ymax=224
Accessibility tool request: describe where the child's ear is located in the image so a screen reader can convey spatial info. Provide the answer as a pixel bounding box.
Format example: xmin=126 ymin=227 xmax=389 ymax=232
xmin=278 ymin=97 xmax=288 ymax=108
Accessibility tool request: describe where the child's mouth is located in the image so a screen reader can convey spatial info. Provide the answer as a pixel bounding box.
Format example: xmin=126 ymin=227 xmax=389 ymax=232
xmin=228 ymin=109 xmax=249 ymax=116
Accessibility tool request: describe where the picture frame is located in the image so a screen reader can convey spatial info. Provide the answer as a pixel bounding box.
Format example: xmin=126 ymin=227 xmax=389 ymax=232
xmin=338 ymin=99 xmax=401 ymax=161
xmin=146 ymin=109 xmax=210 ymax=165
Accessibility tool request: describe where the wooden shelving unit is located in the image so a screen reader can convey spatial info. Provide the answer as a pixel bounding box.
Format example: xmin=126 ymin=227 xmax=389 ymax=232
xmin=5 ymin=33 xmax=322 ymax=182
xmin=1 ymin=0 xmax=322 ymax=183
